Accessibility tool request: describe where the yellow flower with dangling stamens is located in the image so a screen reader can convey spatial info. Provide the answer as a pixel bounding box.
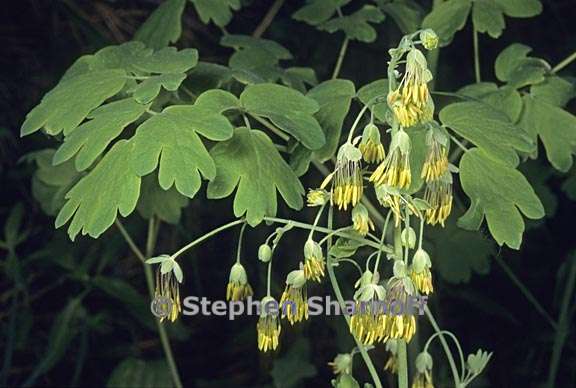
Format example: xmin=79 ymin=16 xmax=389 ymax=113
xmin=375 ymin=185 xmax=403 ymax=227
xmin=411 ymin=249 xmax=433 ymax=295
xmin=359 ymin=123 xmax=386 ymax=163
xmin=307 ymin=188 xmax=329 ymax=207
xmin=352 ymin=203 xmax=375 ymax=236
xmin=421 ymin=126 xmax=449 ymax=182
xmin=350 ymin=270 xmax=388 ymax=345
xmin=323 ymin=143 xmax=364 ymax=211
xmin=388 ymin=49 xmax=434 ymax=128
xmin=280 ymin=267 xmax=308 ymax=324
xmin=154 ymin=267 xmax=182 ymax=323
xmin=370 ymin=129 xmax=412 ymax=189
xmin=412 ymin=351 xmax=435 ymax=388
xmin=257 ymin=296 xmax=281 ymax=352
xmin=384 ymin=273 xmax=417 ymax=342
xmin=423 ymin=172 xmax=453 ymax=226
xmin=303 ymin=239 xmax=325 ymax=282
xmin=226 ymin=262 xmax=253 ymax=301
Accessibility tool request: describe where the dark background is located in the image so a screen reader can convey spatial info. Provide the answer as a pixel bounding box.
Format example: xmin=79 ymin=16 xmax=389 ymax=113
xmin=1 ymin=0 xmax=576 ymax=387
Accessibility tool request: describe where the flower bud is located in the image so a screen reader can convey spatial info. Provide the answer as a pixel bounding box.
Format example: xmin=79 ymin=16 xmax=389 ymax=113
xmin=258 ymin=244 xmax=272 ymax=263
xmin=328 ymin=353 xmax=353 ymax=375
xmin=401 ymin=227 xmax=416 ymax=249
xmin=420 ymin=29 xmax=439 ymax=50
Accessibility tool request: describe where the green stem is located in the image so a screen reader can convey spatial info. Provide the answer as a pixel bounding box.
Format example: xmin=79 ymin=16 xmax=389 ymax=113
xmin=494 ymin=256 xmax=557 ymax=330
xmin=308 ymin=204 xmax=327 ymax=240
xmin=172 ymin=219 xmax=246 ymax=259
xmin=252 ymin=0 xmax=285 ymax=38
xmin=115 ymin=219 xmax=183 ymax=388
xmin=326 ymin=207 xmax=383 ymax=388
xmin=424 ymin=306 xmax=462 ymax=387
xmin=473 ymin=27 xmax=481 ymax=83
xmin=546 ymin=258 xmax=576 ymax=387
xmin=332 ymin=37 xmax=350 ymax=79
xmin=347 ymin=104 xmax=370 ymax=143
xmin=552 ymin=51 xmax=576 ymax=73
xmin=372 ymin=211 xmax=391 ymax=276
xmin=235 ymin=222 xmax=248 ymax=264
xmin=393 ymin=226 xmax=409 ymax=388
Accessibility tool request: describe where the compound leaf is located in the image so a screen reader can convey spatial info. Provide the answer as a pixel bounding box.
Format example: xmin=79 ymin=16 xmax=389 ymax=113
xmin=134 ymin=0 xmax=186 ymax=49
xmin=459 ymin=148 xmax=544 ymax=249
xmin=319 ymin=5 xmax=385 ymax=43
xmin=240 ymin=83 xmax=325 ymax=150
xmin=472 ymin=0 xmax=505 ymax=38
xmin=494 ymin=44 xmax=549 ymax=88
xmin=53 ymin=98 xmax=148 ymax=171
xmin=55 ymin=140 xmax=141 ymax=240
xmin=21 ymin=70 xmax=127 ymax=136
xmin=132 ymin=73 xmax=186 ymax=104
xmin=131 ymin=105 xmax=234 ymax=198
xmin=207 ymin=128 xmax=304 ymax=226
xmin=307 ymin=79 xmax=356 ymax=161
xmin=439 ymin=101 xmax=533 ymax=166
xmin=378 ymin=0 xmax=425 ymax=34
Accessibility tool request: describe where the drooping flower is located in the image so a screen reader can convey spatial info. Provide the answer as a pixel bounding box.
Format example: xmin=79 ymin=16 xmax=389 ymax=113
xmin=423 ymin=172 xmax=453 ymax=226
xmin=352 ymin=203 xmax=375 ymax=236
xmin=370 ymin=130 xmax=411 ymax=189
xmin=413 ymin=351 xmax=435 ymax=388
xmin=280 ymin=268 xmax=308 ymax=324
xmin=375 ymin=185 xmax=403 ymax=227
xmin=350 ymin=270 xmax=388 ymax=345
xmin=421 ymin=127 xmax=449 ymax=182
xmin=303 ymin=239 xmax=325 ymax=282
xmin=384 ymin=340 xmax=399 ymax=374
xmin=226 ymin=262 xmax=253 ymax=301
xmin=384 ymin=276 xmax=417 ymax=342
xmin=257 ymin=296 xmax=281 ymax=352
xmin=328 ymin=353 xmax=353 ymax=375
xmin=154 ymin=268 xmax=182 ymax=323
xmin=411 ymin=249 xmax=433 ymax=295
xmin=324 ymin=143 xmax=364 ymax=211
xmin=359 ymin=123 xmax=386 ymax=164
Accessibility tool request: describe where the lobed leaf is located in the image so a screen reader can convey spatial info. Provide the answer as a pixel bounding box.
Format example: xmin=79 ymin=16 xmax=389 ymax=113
xmin=472 ymin=0 xmax=505 ymax=38
xmin=189 ymin=0 xmax=241 ymax=27
xmin=292 ymin=0 xmax=350 ymax=26
xmin=134 ymin=0 xmax=186 ymax=49
xmin=319 ymin=5 xmax=385 ymax=43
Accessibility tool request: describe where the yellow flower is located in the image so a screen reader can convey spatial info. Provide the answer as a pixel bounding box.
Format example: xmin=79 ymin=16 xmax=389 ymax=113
xmin=303 ymin=239 xmax=325 ymax=282
xmin=325 ymin=143 xmax=364 ymax=210
xmin=370 ymin=130 xmax=411 ymax=189
xmin=226 ymin=262 xmax=253 ymax=301
xmin=359 ymin=123 xmax=386 ymax=163
xmin=412 ymin=371 xmax=434 ymax=388
xmin=420 ymin=29 xmax=439 ymax=50
xmin=421 ymin=136 xmax=448 ymax=183
xmin=388 ymin=49 xmax=433 ymax=127
xmin=350 ymin=271 xmax=388 ymax=345
xmin=307 ymin=188 xmax=329 ymax=207
xmin=384 ymin=340 xmax=399 ymax=374
xmin=423 ymin=173 xmax=453 ymax=226
xmin=384 ymin=278 xmax=417 ymax=342
xmin=352 ymin=203 xmax=375 ymax=236
xmin=280 ymin=268 xmax=308 ymax=324
xmin=375 ymin=187 xmax=403 ymax=227
xmin=257 ymin=296 xmax=281 ymax=352
xmin=411 ymin=249 xmax=433 ymax=295
xmin=154 ymin=269 xmax=181 ymax=323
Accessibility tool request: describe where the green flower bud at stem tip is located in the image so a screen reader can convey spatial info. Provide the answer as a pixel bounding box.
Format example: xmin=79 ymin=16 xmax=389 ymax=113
xmin=258 ymin=244 xmax=272 ymax=263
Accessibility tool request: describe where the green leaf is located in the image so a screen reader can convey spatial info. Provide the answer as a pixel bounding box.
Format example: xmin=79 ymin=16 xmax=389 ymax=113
xmin=293 ymin=0 xmax=351 ymax=26
xmin=422 ymin=0 xmax=471 ymax=46
xmin=189 ymin=0 xmax=241 ymax=27
xmin=329 ymin=237 xmax=363 ymax=259
xmin=186 ymin=62 xmax=233 ymax=94
xmin=357 ymin=79 xmax=390 ymax=123
xmin=439 ymin=101 xmax=533 ymax=166
xmin=472 ymin=0 xmax=505 ymax=38
xmin=134 ymin=0 xmax=186 ymax=49
xmin=55 ymin=140 xmax=141 ymax=240
xmin=53 ymin=98 xmax=148 ymax=171
xmin=132 ymin=73 xmax=186 ymax=104
xmin=221 ymin=35 xmax=293 ymax=60
xmin=137 ymin=174 xmax=189 ymax=224
xmin=133 ymin=47 xmax=198 ymax=74
xmin=131 ymin=105 xmax=234 ymax=198
xmin=29 ymin=150 xmax=81 ymax=216
xmin=240 ymin=83 xmax=325 ymax=150
xmin=282 ymin=67 xmax=319 ymax=93
xmin=459 ymin=148 xmax=544 ymax=249
xmin=207 ymin=128 xmax=304 ymax=226
xmin=378 ymin=0 xmax=425 ymax=34
xmin=107 ymin=358 xmax=172 ymax=388
xmin=228 ymin=47 xmax=283 ymax=84
xmin=427 ymin=216 xmax=494 ymax=284
xmin=458 ymin=83 xmax=523 ymax=122
xmin=494 ymin=0 xmax=542 ymax=18
xmin=307 ymin=79 xmax=356 ymax=161
xmin=319 ymin=5 xmax=385 ymax=43
xmin=530 ymin=76 xmax=575 ymax=107
xmin=519 ymin=95 xmax=576 ymax=172
xmin=271 ymin=338 xmax=317 ymax=388
xmin=194 ymin=89 xmax=240 ymax=113
xmin=494 ymin=44 xmax=549 ymax=88
xmin=21 ymin=70 xmax=127 ymax=136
